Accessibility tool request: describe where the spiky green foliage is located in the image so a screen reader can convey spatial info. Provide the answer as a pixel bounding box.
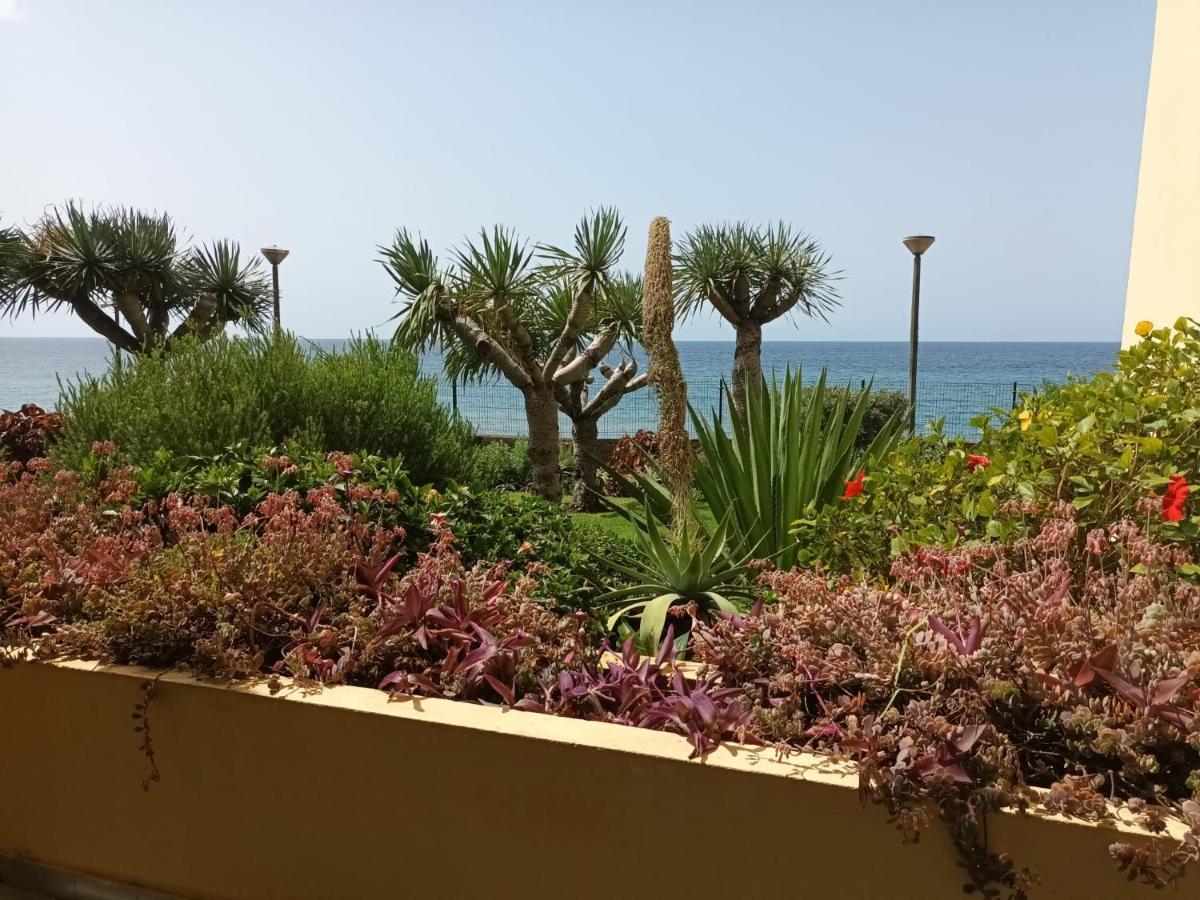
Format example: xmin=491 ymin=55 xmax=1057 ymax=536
xmin=53 ymin=334 xmax=476 ymax=487
xmin=675 ymin=221 xmax=840 ymax=410
xmin=612 ymin=369 xmax=903 ymax=569
xmin=0 ymin=203 xmax=270 ymax=353
xmin=675 ymin=221 xmax=839 ymax=326
xmin=382 ymin=209 xmax=634 ymax=387
xmin=380 ymin=209 xmax=648 ymax=502
xmin=599 ymin=508 xmax=755 ymax=649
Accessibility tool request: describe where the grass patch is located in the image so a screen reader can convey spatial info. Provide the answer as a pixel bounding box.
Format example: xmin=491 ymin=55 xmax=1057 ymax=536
xmin=571 ymin=495 xmax=716 ymax=542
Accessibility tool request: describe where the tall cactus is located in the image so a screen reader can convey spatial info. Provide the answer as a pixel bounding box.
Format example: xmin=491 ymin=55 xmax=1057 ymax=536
xmin=642 ymin=216 xmax=694 ymax=535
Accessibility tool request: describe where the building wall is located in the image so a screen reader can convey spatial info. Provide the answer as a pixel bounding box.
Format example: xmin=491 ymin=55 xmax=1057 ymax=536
xmin=1123 ymin=0 xmax=1200 ymax=343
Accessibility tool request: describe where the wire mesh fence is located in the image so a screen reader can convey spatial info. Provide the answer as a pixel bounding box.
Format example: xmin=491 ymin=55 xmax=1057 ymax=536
xmin=434 ymin=377 xmax=1038 ymax=441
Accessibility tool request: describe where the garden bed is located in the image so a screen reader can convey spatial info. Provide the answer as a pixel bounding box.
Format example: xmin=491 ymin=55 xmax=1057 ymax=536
xmin=0 ymin=656 xmax=1189 ymax=900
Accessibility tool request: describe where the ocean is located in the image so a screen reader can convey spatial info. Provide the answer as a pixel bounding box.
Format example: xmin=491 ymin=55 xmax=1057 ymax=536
xmin=0 ymin=337 xmax=1118 ymax=439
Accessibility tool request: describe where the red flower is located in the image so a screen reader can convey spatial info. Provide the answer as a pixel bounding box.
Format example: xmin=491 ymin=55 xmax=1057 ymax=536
xmin=841 ymin=470 xmax=865 ymax=501
xmin=1162 ymin=475 xmax=1189 ymax=523
xmin=967 ymin=454 xmax=991 ymax=472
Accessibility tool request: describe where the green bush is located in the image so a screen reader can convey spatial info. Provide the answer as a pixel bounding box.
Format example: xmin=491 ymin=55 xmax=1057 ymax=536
xmin=792 ymin=317 xmax=1200 ymax=573
xmin=615 ymin=369 xmax=903 ymax=570
xmin=54 ymin=334 xmax=476 ymax=486
xmin=815 ymin=385 xmax=907 ymax=449
xmin=470 ymin=439 xmax=530 ymax=490
xmin=432 ymin=488 xmax=636 ymax=610
xmin=125 ymin=440 xmax=419 ymax=520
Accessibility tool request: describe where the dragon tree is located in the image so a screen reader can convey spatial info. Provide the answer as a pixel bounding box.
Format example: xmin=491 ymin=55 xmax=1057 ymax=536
xmin=675 ymin=222 xmax=839 ymax=413
xmin=381 ymin=209 xmax=646 ymax=503
xmin=0 ymin=203 xmax=271 ymax=353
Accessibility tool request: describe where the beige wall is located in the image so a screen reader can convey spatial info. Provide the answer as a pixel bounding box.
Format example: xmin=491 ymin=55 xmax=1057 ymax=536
xmin=1123 ymin=0 xmax=1200 ymax=343
xmin=0 ymin=660 xmax=1192 ymax=900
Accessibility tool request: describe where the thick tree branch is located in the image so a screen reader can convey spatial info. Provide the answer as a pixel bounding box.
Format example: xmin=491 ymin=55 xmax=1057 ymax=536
xmin=68 ymin=295 xmax=140 ymax=353
xmin=552 ymin=323 xmax=617 ymax=386
xmin=732 ymin=273 xmax=752 ymax=317
xmin=556 ymin=379 xmax=585 ymax=419
xmin=494 ymin=300 xmax=538 ymax=380
xmin=750 ymin=276 xmax=783 ymax=324
xmin=542 ymin=279 xmax=595 ymax=383
xmin=704 ymin=285 xmax=743 ymax=325
xmin=442 ymin=311 xmax=534 ymax=392
xmin=167 ymin=292 xmax=218 ymax=346
xmin=583 ymin=359 xmax=646 ymax=419
xmin=114 ymin=291 xmax=152 ymax=342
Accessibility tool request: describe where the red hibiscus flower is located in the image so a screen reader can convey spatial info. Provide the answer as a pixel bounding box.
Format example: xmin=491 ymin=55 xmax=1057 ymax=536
xmin=967 ymin=454 xmax=990 ymax=472
xmin=1163 ymin=475 xmax=1189 ymax=523
xmin=841 ymin=469 xmax=865 ymax=501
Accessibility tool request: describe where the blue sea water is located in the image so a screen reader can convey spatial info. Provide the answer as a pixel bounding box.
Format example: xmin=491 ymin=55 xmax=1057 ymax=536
xmin=0 ymin=337 xmax=1118 ymax=439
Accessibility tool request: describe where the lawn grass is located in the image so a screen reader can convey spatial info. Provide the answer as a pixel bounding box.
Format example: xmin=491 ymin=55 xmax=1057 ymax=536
xmin=570 ymin=495 xmax=716 ymax=542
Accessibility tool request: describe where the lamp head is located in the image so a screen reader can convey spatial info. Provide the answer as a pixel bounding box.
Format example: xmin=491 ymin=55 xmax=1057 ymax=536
xmin=902 ymin=235 xmax=935 ymax=257
xmin=261 ymin=246 xmax=290 ymax=266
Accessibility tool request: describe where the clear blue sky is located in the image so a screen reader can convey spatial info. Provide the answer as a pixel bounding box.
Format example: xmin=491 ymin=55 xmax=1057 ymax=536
xmin=0 ymin=0 xmax=1155 ymax=342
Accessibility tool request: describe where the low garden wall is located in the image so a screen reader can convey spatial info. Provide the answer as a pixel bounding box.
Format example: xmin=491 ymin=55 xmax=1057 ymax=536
xmin=1 ymin=659 xmax=1188 ymax=900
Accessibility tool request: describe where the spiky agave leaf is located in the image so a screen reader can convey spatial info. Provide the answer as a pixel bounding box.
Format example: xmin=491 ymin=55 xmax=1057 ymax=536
xmin=600 ymin=506 xmax=756 ymax=646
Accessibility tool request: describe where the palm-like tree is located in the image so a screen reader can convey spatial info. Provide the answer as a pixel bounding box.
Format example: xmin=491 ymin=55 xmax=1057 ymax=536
xmin=0 ymin=203 xmax=271 ymax=353
xmin=541 ymin=272 xmax=648 ymax=510
xmin=381 ymin=209 xmax=647 ymax=503
xmin=675 ymin=222 xmax=839 ymax=413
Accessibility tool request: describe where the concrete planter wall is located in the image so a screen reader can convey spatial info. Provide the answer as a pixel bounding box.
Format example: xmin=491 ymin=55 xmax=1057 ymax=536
xmin=0 ymin=659 xmax=1193 ymax=899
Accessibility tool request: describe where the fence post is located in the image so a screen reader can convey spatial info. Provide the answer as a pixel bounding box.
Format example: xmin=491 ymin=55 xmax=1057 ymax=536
xmin=717 ymin=378 xmax=725 ymax=426
xmin=1011 ymin=381 xmax=1017 ymax=410
xmin=451 ymin=381 xmax=458 ymax=413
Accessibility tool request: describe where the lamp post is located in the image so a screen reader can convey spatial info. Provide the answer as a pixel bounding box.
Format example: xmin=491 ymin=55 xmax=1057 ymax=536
xmin=260 ymin=246 xmax=290 ymax=332
xmin=902 ymin=235 xmax=935 ymax=434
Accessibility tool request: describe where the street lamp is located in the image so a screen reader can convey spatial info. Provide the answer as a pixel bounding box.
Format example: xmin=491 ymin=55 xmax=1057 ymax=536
xmin=260 ymin=245 xmax=290 ymax=331
xmin=902 ymin=235 xmax=935 ymax=434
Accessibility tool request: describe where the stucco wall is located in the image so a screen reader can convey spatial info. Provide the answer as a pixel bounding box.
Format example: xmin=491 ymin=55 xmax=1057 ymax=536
xmin=0 ymin=660 xmax=1191 ymax=900
xmin=1123 ymin=0 xmax=1200 ymax=343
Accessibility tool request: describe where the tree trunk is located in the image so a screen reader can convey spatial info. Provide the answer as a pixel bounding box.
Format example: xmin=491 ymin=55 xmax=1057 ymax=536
xmin=524 ymin=385 xmax=562 ymax=501
xmin=569 ymin=416 xmax=603 ymax=512
xmin=732 ymin=320 xmax=763 ymax=416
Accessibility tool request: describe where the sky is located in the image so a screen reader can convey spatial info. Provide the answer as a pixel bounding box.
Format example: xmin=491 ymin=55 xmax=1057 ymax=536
xmin=0 ymin=0 xmax=1156 ymax=342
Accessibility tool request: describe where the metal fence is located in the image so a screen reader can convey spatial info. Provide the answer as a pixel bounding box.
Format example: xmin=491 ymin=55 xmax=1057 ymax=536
xmin=435 ymin=377 xmax=1037 ymax=441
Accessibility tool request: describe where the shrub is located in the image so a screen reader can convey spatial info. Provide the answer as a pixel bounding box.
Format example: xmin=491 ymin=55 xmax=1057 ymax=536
xmin=127 ymin=441 xmax=420 ymax=524
xmin=429 ymin=488 xmax=637 ymax=609
xmin=615 ymin=369 xmax=903 ymax=569
xmin=815 ymin=385 xmax=907 ymax=449
xmin=694 ymin=509 xmax=1200 ymax=891
xmin=469 ymin=439 xmax=530 ymax=490
xmin=53 ymin=334 xmax=476 ymax=486
xmin=0 ymin=460 xmax=745 ymax=762
xmin=0 ymin=404 xmax=65 ymax=462
xmin=794 ymin=318 xmax=1200 ymax=574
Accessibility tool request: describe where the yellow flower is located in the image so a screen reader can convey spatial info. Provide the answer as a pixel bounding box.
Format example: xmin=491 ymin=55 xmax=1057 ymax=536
xmin=1135 ymin=320 xmax=1153 ymax=337
xmin=1017 ymin=410 xmax=1033 ymax=432
xmin=424 ymin=488 xmax=441 ymax=502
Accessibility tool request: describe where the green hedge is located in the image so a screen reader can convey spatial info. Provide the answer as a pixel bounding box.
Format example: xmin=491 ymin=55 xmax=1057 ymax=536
xmin=54 ymin=334 xmax=476 ymax=486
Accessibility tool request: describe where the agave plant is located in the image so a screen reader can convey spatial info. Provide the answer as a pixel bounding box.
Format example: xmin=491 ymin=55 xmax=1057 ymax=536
xmin=599 ymin=508 xmax=756 ymax=652
xmin=610 ymin=368 xmax=903 ymax=570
